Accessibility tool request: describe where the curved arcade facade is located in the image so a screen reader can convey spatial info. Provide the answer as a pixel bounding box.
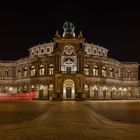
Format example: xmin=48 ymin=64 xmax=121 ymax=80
xmin=0 ymin=22 xmax=139 ymax=100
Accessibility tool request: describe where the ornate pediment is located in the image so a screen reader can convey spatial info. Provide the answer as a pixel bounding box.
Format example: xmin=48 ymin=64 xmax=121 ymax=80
xmin=64 ymin=59 xmax=74 ymax=65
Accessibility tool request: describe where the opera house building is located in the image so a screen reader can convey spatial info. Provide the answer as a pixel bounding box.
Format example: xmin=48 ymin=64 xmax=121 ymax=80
xmin=0 ymin=22 xmax=139 ymax=100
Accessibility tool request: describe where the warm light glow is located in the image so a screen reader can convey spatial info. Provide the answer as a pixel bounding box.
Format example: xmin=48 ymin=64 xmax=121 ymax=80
xmin=84 ymin=84 xmax=89 ymax=90
xmin=31 ymin=66 xmax=35 ymax=76
xmin=119 ymin=87 xmax=122 ymax=91
xmin=92 ymin=85 xmax=98 ymax=90
xmin=39 ymin=65 xmax=45 ymax=75
xmin=9 ymin=87 xmax=13 ymax=91
xmin=111 ymin=87 xmax=116 ymax=91
xmin=40 ymin=85 xmax=45 ymax=90
xmin=123 ymin=88 xmax=127 ymax=92
xmin=49 ymin=84 xmax=53 ymax=90
xmin=103 ymin=86 xmax=107 ymax=90
xmin=102 ymin=66 xmax=107 ymax=77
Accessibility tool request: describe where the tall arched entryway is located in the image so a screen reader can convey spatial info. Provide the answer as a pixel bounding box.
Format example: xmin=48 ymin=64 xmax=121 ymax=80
xmin=63 ymin=79 xmax=75 ymax=99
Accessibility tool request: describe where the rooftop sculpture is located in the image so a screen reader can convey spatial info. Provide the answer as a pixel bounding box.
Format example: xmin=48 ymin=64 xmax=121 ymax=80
xmin=63 ymin=21 xmax=75 ymax=37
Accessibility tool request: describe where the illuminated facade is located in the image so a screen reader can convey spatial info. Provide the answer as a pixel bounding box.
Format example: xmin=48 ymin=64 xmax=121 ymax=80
xmin=0 ymin=21 xmax=139 ymax=100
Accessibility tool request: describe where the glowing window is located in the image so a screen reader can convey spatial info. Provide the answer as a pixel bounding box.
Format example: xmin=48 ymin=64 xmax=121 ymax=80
xmin=84 ymin=64 xmax=89 ymax=75
xmin=93 ymin=65 xmax=98 ymax=76
xmin=31 ymin=66 xmax=35 ymax=76
xmin=39 ymin=65 xmax=45 ymax=75
xmin=102 ymin=66 xmax=107 ymax=77
xmin=49 ymin=84 xmax=53 ymax=90
xmin=84 ymin=84 xmax=89 ymax=91
xmin=49 ymin=64 xmax=54 ymax=75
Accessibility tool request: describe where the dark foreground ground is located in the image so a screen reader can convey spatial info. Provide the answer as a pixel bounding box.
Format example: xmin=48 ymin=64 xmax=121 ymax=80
xmin=0 ymin=100 xmax=140 ymax=140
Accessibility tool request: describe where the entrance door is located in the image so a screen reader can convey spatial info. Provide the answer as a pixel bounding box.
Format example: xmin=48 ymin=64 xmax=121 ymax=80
xmin=63 ymin=79 xmax=75 ymax=99
xmin=66 ymin=87 xmax=72 ymax=98
xmin=66 ymin=67 xmax=71 ymax=74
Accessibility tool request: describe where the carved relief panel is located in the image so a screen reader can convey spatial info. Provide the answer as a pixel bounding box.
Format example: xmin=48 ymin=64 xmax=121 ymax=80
xmin=61 ymin=45 xmax=77 ymax=73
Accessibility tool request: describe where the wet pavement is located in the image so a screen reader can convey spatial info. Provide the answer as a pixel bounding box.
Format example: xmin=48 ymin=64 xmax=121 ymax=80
xmin=0 ymin=100 xmax=140 ymax=140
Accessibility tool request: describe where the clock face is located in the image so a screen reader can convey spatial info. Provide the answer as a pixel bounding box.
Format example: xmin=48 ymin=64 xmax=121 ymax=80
xmin=64 ymin=45 xmax=74 ymax=55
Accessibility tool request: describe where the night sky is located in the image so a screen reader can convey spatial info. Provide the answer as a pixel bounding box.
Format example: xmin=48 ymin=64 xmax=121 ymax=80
xmin=0 ymin=1 xmax=140 ymax=66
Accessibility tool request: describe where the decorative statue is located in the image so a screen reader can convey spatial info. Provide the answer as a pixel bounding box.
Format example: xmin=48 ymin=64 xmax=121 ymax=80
xmin=63 ymin=21 xmax=75 ymax=37
xmin=63 ymin=21 xmax=75 ymax=32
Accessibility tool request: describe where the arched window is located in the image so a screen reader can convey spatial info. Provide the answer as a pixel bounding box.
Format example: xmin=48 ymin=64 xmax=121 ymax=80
xmin=92 ymin=85 xmax=98 ymax=98
xmin=49 ymin=84 xmax=53 ymax=90
xmin=123 ymin=88 xmax=127 ymax=92
xmin=102 ymin=66 xmax=107 ymax=77
xmin=110 ymin=87 xmax=116 ymax=99
xmin=9 ymin=87 xmax=13 ymax=93
xmin=31 ymin=85 xmax=35 ymax=91
xmin=23 ymin=67 xmax=27 ymax=77
xmin=119 ymin=87 xmax=122 ymax=91
xmin=49 ymin=64 xmax=54 ymax=75
xmin=39 ymin=65 xmax=45 ymax=75
xmin=93 ymin=65 xmax=98 ymax=76
xmin=31 ymin=66 xmax=35 ymax=76
xmin=110 ymin=67 xmax=113 ymax=78
xmin=84 ymin=84 xmax=89 ymax=91
xmin=84 ymin=64 xmax=89 ymax=75
xmin=39 ymin=84 xmax=45 ymax=90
